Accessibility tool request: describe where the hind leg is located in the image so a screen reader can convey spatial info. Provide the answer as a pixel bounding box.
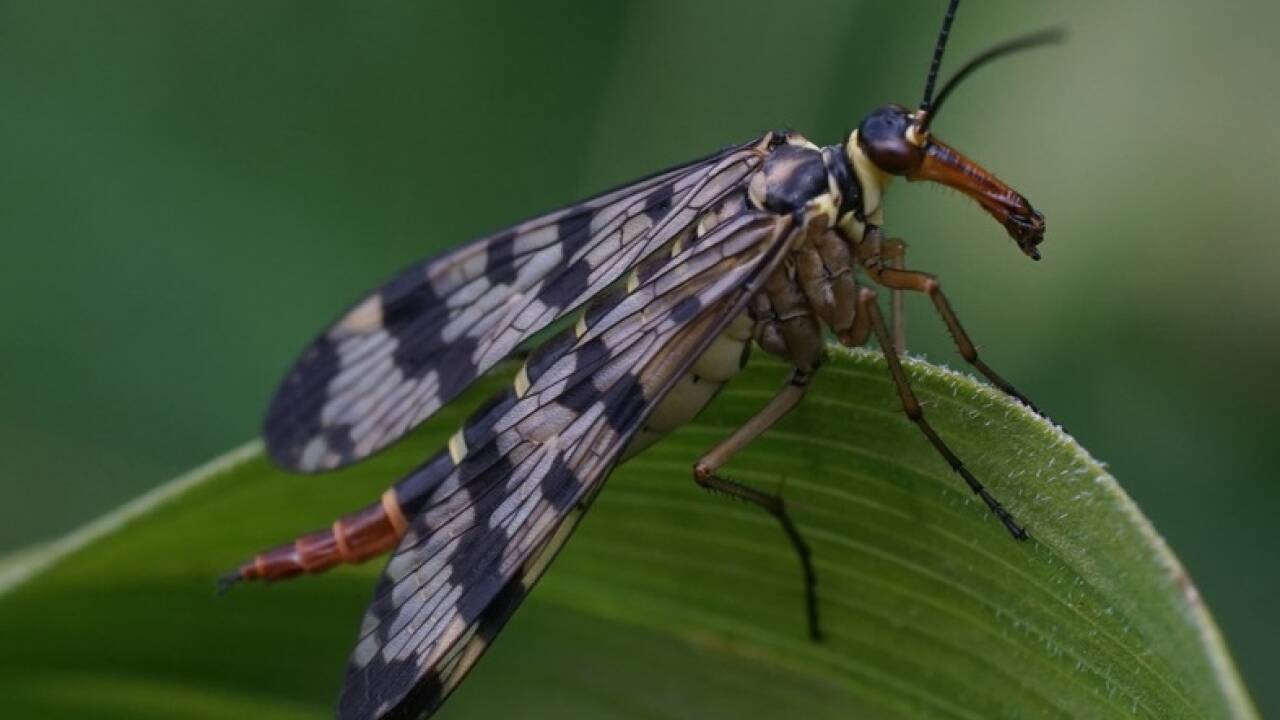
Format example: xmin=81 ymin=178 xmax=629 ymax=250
xmin=692 ymin=368 xmax=822 ymax=640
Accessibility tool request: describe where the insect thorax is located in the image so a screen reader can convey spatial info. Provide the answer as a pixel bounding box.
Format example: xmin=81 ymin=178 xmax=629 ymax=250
xmin=746 ymin=132 xmax=872 ymax=234
xmin=739 ymin=132 xmax=883 ymax=369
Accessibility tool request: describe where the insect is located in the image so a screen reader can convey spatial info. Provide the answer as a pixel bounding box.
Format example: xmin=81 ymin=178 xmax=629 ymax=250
xmin=221 ymin=2 xmax=1062 ymax=718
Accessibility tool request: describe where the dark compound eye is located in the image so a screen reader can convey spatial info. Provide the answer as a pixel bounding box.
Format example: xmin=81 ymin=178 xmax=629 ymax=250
xmin=856 ymin=104 xmax=924 ymax=176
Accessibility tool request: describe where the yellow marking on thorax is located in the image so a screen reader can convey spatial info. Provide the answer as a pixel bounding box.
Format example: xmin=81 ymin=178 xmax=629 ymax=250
xmin=840 ymin=212 xmax=867 ymax=242
xmin=670 ymin=234 xmax=685 ymax=256
xmin=807 ymin=194 xmax=838 ymax=228
xmin=626 ymin=269 xmax=640 ymax=293
xmin=785 ymin=133 xmax=821 ymax=151
xmin=747 ymin=171 xmax=768 ymax=212
xmin=574 ymin=313 xmax=588 ymax=338
xmin=447 ymin=428 xmax=468 ymax=464
xmin=513 ymin=363 xmax=531 ymax=397
xmin=846 ymin=131 xmax=892 ymax=222
xmin=826 ymin=169 xmax=844 ymax=213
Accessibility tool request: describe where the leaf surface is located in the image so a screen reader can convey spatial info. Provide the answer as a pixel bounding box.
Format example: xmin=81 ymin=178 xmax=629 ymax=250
xmin=0 ymin=348 xmax=1256 ymax=720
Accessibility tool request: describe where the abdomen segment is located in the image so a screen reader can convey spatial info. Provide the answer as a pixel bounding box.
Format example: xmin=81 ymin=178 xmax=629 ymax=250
xmin=221 ymin=491 xmax=407 ymax=588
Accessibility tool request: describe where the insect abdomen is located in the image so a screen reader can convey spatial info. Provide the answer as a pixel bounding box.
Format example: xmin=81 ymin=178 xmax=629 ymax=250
xmin=625 ymin=311 xmax=755 ymax=456
xmin=222 ymin=450 xmax=457 ymax=586
xmin=226 ymin=492 xmax=407 ymax=583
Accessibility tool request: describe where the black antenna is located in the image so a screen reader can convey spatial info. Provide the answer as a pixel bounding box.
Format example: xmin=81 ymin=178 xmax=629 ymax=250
xmin=920 ymin=27 xmax=1065 ymax=132
xmin=919 ymin=0 xmax=961 ymax=114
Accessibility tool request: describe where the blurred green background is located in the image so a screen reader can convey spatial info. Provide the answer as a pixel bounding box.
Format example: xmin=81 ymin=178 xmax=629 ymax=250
xmin=1 ymin=0 xmax=1276 ymax=715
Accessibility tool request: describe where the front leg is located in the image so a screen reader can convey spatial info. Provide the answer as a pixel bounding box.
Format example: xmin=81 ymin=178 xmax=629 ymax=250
xmin=847 ymin=288 xmax=1029 ymax=540
xmin=881 ymin=236 xmax=908 ymax=355
xmin=857 ymin=228 xmax=1049 ymax=420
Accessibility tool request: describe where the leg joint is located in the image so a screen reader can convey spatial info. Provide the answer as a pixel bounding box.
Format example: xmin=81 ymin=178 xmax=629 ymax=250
xmin=693 ymin=461 xmax=713 ymax=484
xmin=902 ymin=400 xmax=924 ymax=421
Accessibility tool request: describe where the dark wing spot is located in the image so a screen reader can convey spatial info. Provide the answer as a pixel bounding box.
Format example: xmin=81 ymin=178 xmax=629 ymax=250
xmin=395 ymin=450 xmax=457 ymax=517
xmin=264 ymin=335 xmax=341 ymax=467
xmin=481 ymin=574 xmax=528 ymax=642
xmin=605 ymin=372 xmax=647 ymax=433
xmin=341 ymin=654 xmax=443 ymax=720
xmin=453 ymin=534 xmax=517 ymax=622
xmin=461 ymin=389 xmax=519 ymax=454
xmin=567 ymin=337 xmax=610 ymax=379
xmin=323 ymin=425 xmax=356 ymax=460
xmin=556 ymin=209 xmax=594 ymax=258
xmin=459 ymin=439 xmax=516 ymax=485
xmin=669 ymin=294 xmax=703 ymax=324
xmin=642 ymin=183 xmax=675 ymax=223
xmin=538 ymin=259 xmax=591 ymax=313
xmin=385 ymin=670 xmax=446 ymax=720
xmin=583 ymin=284 xmax=626 ymax=328
xmin=559 ymin=260 xmax=593 ymax=305
xmin=391 ymin=324 xmax=478 ymax=392
xmin=382 ymin=260 xmax=464 ymax=388
xmin=633 ymin=251 xmax=669 ymax=287
xmin=523 ymin=331 xmax=576 ymax=386
xmin=540 ymin=456 xmax=581 ymax=513
xmin=485 ymin=231 xmax=518 ymax=286
xmin=381 ymin=266 xmax=441 ymax=329
xmin=555 ymin=379 xmax=599 ymax=414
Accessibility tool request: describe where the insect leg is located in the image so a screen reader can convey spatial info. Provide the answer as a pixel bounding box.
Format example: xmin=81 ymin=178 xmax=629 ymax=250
xmin=692 ymin=368 xmax=822 ymax=640
xmin=857 ymin=288 xmax=1029 ymax=541
xmin=864 ymin=261 xmax=1049 ymax=420
xmin=882 ymin=237 xmax=908 ymax=355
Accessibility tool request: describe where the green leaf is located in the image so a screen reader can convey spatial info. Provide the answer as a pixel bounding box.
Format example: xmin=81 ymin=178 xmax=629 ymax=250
xmin=0 ymin=348 xmax=1256 ymax=720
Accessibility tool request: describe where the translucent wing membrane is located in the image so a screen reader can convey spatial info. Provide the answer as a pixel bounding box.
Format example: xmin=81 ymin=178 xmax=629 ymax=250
xmin=340 ymin=211 xmax=795 ymax=720
xmin=264 ymin=138 xmax=768 ymax=472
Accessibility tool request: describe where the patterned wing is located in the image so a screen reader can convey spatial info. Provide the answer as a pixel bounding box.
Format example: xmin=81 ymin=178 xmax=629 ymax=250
xmin=339 ymin=210 xmax=796 ymax=720
xmin=264 ymin=138 xmax=770 ymax=472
